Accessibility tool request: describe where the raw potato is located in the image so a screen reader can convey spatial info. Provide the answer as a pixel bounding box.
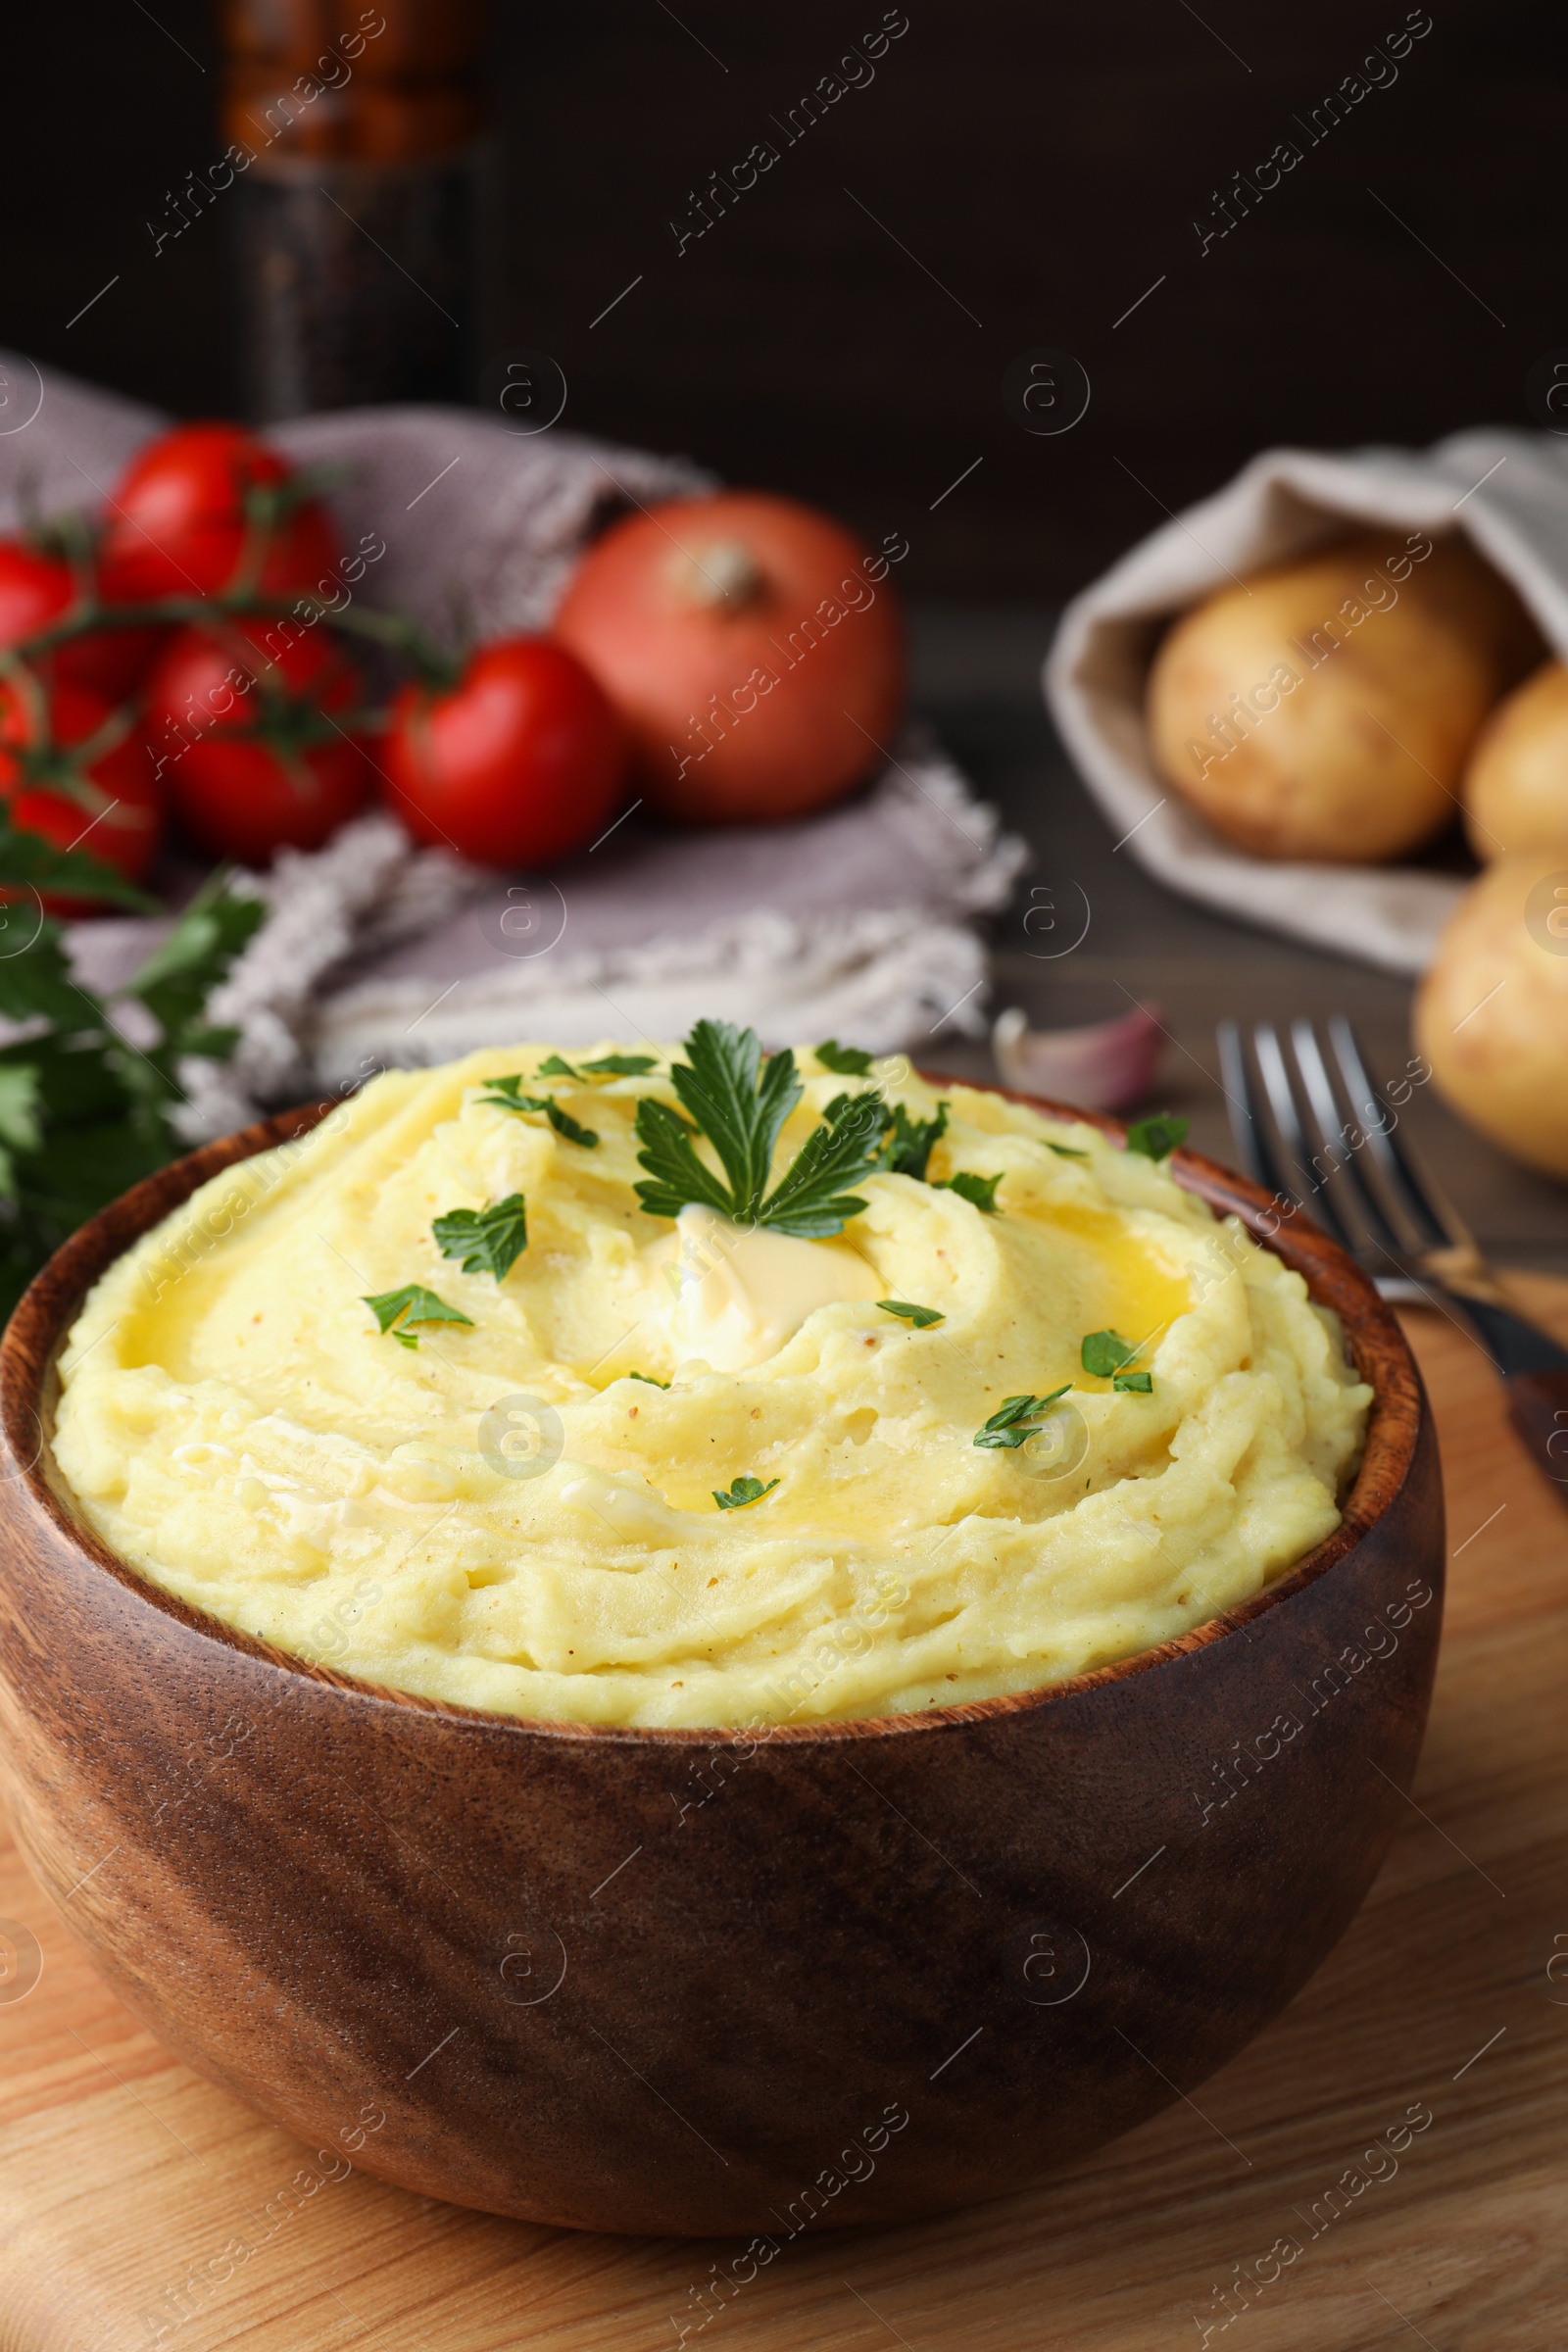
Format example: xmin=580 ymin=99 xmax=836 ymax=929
xmin=1462 ymin=660 xmax=1568 ymax=862
xmin=1147 ymin=532 xmax=1542 ymax=861
xmin=1414 ymin=853 xmax=1568 ymax=1178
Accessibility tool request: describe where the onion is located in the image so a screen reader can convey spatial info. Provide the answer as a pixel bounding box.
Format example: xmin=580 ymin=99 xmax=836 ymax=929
xmin=553 ymin=492 xmax=906 ymax=825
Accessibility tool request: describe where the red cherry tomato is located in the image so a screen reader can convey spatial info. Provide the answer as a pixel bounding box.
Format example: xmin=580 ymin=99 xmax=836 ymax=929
xmin=143 ymin=616 xmax=375 ymax=864
xmin=382 ymin=637 xmax=628 ymax=865
xmin=0 ymin=670 xmax=161 ymax=911
xmin=97 ymin=423 xmax=340 ymax=606
xmin=0 ymin=539 xmax=163 ymax=701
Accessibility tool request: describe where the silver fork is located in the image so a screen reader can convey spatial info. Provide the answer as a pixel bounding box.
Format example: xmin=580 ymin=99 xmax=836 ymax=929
xmin=1217 ymin=1015 xmax=1568 ymax=1494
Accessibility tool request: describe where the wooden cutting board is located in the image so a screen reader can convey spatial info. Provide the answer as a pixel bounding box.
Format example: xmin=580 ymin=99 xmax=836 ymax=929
xmin=2 ymin=1282 xmax=1566 ymax=2352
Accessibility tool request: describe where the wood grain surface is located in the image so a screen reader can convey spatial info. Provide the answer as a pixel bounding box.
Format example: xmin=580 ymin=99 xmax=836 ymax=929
xmin=0 ymin=1280 xmax=1563 ymax=2349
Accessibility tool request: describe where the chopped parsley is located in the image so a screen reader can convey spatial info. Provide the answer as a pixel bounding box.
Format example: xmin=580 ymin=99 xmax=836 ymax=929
xmin=1045 ymin=1141 xmax=1089 ymax=1159
xmin=1125 ymin=1113 xmax=1189 ymax=1161
xmin=432 ymin=1195 xmax=528 ymax=1282
xmin=973 ymin=1388 xmax=1072 ymax=1449
xmin=479 ymin=1074 xmax=599 ymax=1148
xmin=877 ymin=1299 xmax=945 ymax=1328
xmin=882 ymin=1101 xmax=949 ymax=1180
xmin=713 ymin=1475 xmax=780 ymax=1510
xmin=362 ymin=1284 xmax=474 ymax=1349
xmin=1081 ymin=1329 xmax=1154 ymax=1391
xmin=633 ymin=1018 xmax=891 ymax=1238
xmin=1080 ymin=1329 xmax=1140 ymax=1379
xmin=814 ymin=1039 xmax=876 ymax=1075
xmin=538 ymin=1052 xmax=657 ymax=1080
xmin=627 ymin=1370 xmax=670 ymax=1388
xmin=933 ymin=1170 xmax=1003 ymax=1214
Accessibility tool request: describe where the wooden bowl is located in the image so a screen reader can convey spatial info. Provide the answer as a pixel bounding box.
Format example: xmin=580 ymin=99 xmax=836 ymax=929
xmin=0 ymin=1092 xmax=1443 ymax=2237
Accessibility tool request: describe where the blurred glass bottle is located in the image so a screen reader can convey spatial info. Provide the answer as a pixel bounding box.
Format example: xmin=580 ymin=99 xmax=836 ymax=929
xmin=221 ymin=1 xmax=491 ymax=419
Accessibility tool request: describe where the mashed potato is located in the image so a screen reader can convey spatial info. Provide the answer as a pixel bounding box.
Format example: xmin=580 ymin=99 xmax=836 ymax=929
xmin=51 ymin=1044 xmax=1371 ymax=1727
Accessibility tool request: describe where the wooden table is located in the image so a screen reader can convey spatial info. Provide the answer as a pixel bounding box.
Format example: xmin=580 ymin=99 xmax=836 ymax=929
xmin=2 ymin=1273 xmax=1565 ymax=2350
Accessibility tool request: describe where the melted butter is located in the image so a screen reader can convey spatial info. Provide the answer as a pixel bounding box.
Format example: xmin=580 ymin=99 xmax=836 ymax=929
xmin=559 ymin=1471 xmax=689 ymax=1544
xmin=1034 ymin=1200 xmax=1193 ymax=1385
xmin=647 ymin=1204 xmax=882 ymax=1372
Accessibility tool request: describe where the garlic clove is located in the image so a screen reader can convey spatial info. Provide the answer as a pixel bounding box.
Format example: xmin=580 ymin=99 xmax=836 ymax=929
xmin=992 ymin=1003 xmax=1165 ymax=1114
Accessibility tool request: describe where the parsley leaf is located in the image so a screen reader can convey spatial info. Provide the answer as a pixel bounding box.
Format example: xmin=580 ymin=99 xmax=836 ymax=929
xmin=125 ymin=872 xmax=265 ymax=1053
xmin=534 ymin=1100 xmax=599 ymax=1147
xmin=627 ymin=1370 xmax=670 ymax=1388
xmin=432 ymin=1194 xmax=528 ymax=1281
xmin=1081 ymin=1329 xmax=1139 ymax=1378
xmin=713 ymin=1474 xmax=780 ymax=1510
xmin=0 ymin=923 xmax=89 ymax=1030
xmin=0 ymin=802 xmax=157 ymax=914
xmin=0 ymin=1066 xmax=40 ymax=1199
xmin=633 ymin=1097 xmax=736 ymax=1220
xmin=668 ymin=1020 xmax=800 ymax=1215
xmin=754 ymin=1090 xmax=891 ymax=1238
xmin=362 ymin=1283 xmax=474 ymax=1348
xmin=1113 ymin=1369 xmax=1153 ymax=1394
xmin=933 ymin=1170 xmax=1003 ymax=1214
xmin=877 ymin=1298 xmax=945 ymax=1328
xmin=633 ymin=1021 xmax=891 ymax=1237
xmin=538 ymin=1052 xmax=656 ymax=1080
xmin=1046 ymin=1141 xmax=1089 ymax=1159
xmin=814 ymin=1039 xmax=875 ymax=1076
xmin=0 ymin=1066 xmax=40 ymax=1152
xmin=882 ymin=1100 xmax=949 ymax=1180
xmin=479 ymin=1075 xmax=599 ymax=1148
xmin=1125 ymin=1113 xmax=1189 ymax=1161
xmin=973 ymin=1388 xmax=1073 ymax=1449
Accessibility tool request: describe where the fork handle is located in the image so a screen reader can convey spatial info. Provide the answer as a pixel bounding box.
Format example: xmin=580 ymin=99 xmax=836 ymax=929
xmin=1504 ymin=1369 xmax=1568 ymax=1495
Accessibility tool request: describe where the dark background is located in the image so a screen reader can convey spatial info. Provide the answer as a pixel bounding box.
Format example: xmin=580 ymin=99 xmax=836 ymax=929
xmin=11 ymin=0 xmax=1558 ymax=598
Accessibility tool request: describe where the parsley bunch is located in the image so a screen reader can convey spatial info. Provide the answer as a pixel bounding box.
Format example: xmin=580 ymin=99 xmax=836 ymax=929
xmin=0 ymin=832 xmax=264 ymax=1316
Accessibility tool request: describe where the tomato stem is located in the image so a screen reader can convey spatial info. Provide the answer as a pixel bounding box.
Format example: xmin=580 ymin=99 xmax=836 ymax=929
xmin=12 ymin=590 xmax=460 ymax=688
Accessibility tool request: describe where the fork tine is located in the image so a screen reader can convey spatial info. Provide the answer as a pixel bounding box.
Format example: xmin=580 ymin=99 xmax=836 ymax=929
xmin=1250 ymin=1023 xmax=1356 ymax=1249
xmin=1326 ymin=1016 xmax=1474 ymax=1252
xmin=1311 ymin=1017 xmax=1429 ymax=1253
xmin=1218 ymin=1018 xmax=1323 ymax=1230
xmin=1288 ymin=1020 xmax=1403 ymax=1255
xmin=1216 ymin=1019 xmax=1275 ymax=1191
